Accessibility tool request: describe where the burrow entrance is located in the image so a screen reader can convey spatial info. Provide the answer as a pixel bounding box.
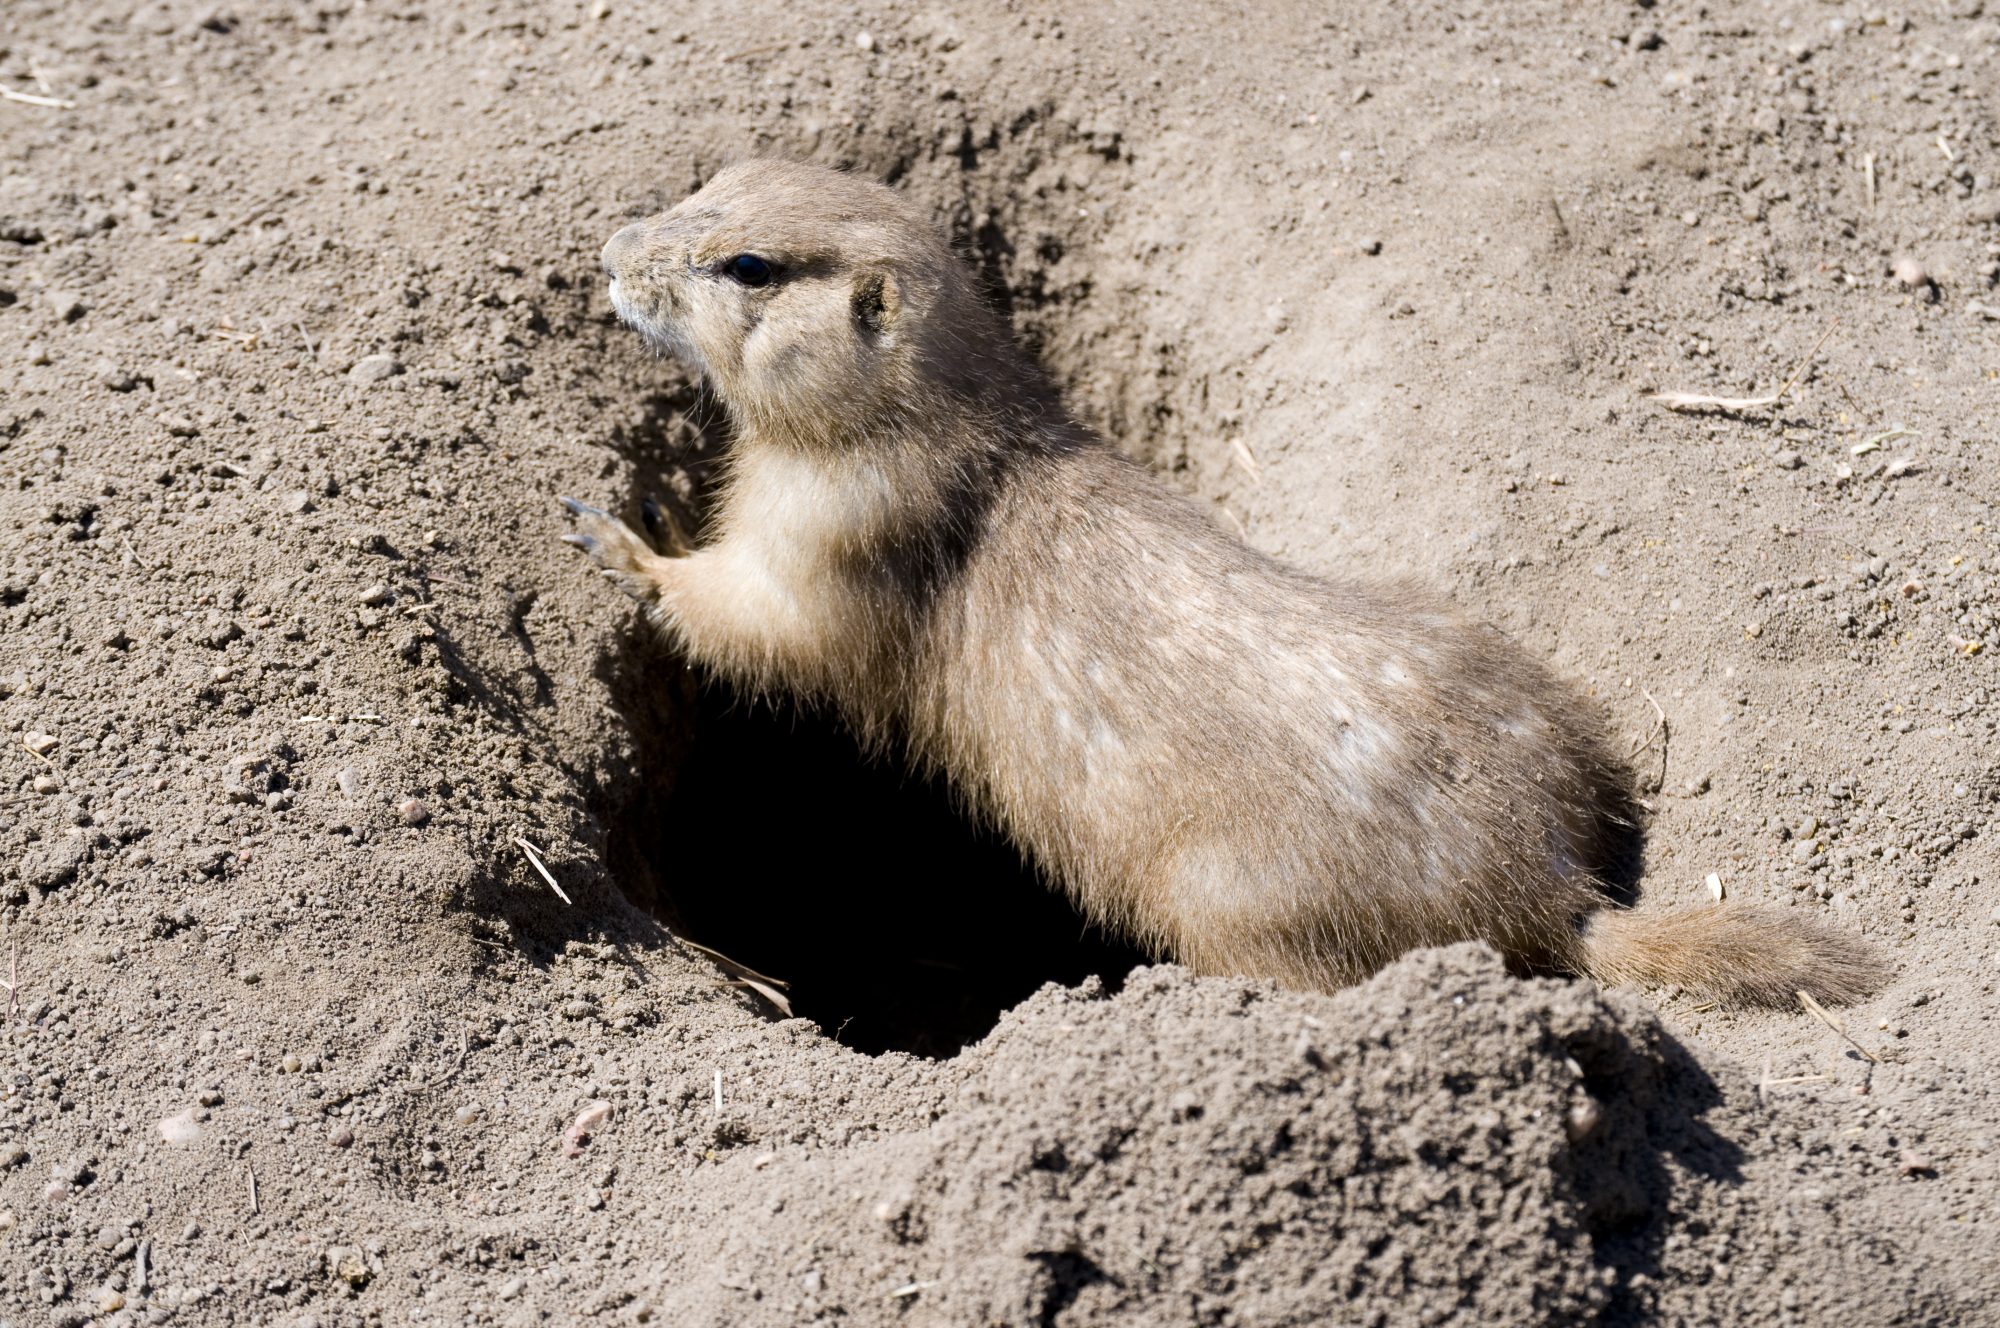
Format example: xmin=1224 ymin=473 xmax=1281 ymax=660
xmin=644 ymin=687 xmax=1148 ymax=1058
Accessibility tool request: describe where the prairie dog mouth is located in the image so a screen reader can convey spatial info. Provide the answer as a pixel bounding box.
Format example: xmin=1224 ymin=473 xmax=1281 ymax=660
xmin=607 ymin=278 xmax=708 ymax=376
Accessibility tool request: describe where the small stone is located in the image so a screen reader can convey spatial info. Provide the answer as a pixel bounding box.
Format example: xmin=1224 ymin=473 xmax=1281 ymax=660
xmin=158 ymin=1110 xmax=202 ymax=1145
xmin=1564 ymin=1098 xmax=1602 ymax=1143
xmin=358 ymin=582 xmax=391 ymax=606
xmin=348 ymin=353 xmax=402 ymax=385
xmin=1892 ymin=257 xmax=1930 ymax=288
xmin=853 ymin=30 xmax=875 ymax=51
xmin=1358 ymin=237 xmax=1383 ymax=256
xmin=1772 ymin=449 xmax=1803 ymax=469
xmin=1791 ymin=839 xmax=1819 ymax=864
xmin=31 ymin=774 xmax=59 ymax=794
xmin=95 ymin=1287 xmax=126 ymax=1314
xmin=396 ymin=797 xmax=429 ymax=826
xmin=336 ymin=769 xmax=362 ymax=798
xmin=46 ymin=290 xmax=85 ymax=321
xmin=1743 ymin=621 xmax=1764 ymax=639
xmin=95 ymin=358 xmax=138 ymax=392
xmin=329 ymin=1125 xmax=356 ymax=1148
xmin=281 ymin=1053 xmax=303 ymax=1074
xmin=23 ymin=731 xmax=58 ymax=756
xmin=498 ymin=1278 xmax=524 ymax=1300
xmin=281 ymin=490 xmax=315 ymax=515
xmin=328 ymin=1245 xmax=372 ymax=1287
xmin=563 ymin=1100 xmax=614 ymax=1156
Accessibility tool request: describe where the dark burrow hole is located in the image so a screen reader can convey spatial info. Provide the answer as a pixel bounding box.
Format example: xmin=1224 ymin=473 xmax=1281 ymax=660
xmin=644 ymin=688 xmax=1149 ymax=1058
xmin=594 ymin=383 xmax=1147 ymax=1060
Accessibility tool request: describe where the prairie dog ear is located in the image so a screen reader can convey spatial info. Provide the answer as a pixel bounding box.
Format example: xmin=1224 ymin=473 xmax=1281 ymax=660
xmin=852 ymin=267 xmax=902 ymax=338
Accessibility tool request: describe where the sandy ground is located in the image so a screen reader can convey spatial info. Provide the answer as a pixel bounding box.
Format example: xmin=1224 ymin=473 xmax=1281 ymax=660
xmin=2 ymin=0 xmax=1998 ymax=1323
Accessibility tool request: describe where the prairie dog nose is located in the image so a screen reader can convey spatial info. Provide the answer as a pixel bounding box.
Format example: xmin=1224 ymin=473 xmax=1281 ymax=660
xmin=601 ymin=222 xmax=646 ymax=279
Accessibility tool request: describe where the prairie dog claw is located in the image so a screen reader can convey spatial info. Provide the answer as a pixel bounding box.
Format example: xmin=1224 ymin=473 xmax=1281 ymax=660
xmin=558 ymin=496 xmax=670 ymax=604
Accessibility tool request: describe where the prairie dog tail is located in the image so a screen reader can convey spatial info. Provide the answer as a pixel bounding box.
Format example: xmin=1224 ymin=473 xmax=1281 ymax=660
xmin=1574 ymin=903 xmax=1889 ymax=1007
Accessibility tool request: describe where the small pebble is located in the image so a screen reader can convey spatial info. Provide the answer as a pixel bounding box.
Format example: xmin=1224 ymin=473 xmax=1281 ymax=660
xmin=1358 ymin=237 xmax=1383 ymax=256
xmin=23 ymin=731 xmax=59 ymax=756
xmin=281 ymin=490 xmax=315 ymax=515
xmin=348 ymin=353 xmax=402 ymax=385
xmin=1772 ymin=449 xmax=1803 ymax=469
xmin=31 ymin=774 xmax=59 ymax=794
xmin=396 ymin=797 xmax=430 ymax=826
xmin=330 ymin=1125 xmax=356 ymax=1148
xmin=158 ymin=1110 xmax=202 ymax=1145
xmin=853 ymin=30 xmax=875 ymax=51
xmin=1892 ymin=256 xmax=1930 ymax=288
xmin=358 ymin=583 xmax=391 ymax=606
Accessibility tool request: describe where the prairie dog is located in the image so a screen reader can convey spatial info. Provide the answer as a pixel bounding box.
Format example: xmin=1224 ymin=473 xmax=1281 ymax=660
xmin=563 ymin=160 xmax=1885 ymax=1007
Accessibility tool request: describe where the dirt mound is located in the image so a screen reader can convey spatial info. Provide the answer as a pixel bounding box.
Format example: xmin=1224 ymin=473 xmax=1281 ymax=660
xmin=1 ymin=0 xmax=1996 ymax=1324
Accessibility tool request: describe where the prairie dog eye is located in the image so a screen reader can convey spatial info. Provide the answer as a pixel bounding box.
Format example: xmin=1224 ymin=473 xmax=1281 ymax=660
xmin=722 ymin=254 xmax=774 ymax=287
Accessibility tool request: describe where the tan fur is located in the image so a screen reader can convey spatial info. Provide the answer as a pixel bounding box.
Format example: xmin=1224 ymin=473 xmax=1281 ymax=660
xmin=564 ymin=160 xmax=1889 ymax=1008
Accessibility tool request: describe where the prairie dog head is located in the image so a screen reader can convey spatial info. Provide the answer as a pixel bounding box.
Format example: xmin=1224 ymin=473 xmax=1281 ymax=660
xmin=602 ymin=160 xmax=994 ymax=445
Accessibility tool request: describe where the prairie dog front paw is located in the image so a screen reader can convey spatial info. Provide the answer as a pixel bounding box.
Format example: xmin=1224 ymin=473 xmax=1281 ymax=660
xmin=559 ymin=496 xmax=676 ymax=605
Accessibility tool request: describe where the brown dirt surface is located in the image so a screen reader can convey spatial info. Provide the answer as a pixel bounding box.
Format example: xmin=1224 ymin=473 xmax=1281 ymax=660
xmin=2 ymin=1 xmax=1997 ymax=1324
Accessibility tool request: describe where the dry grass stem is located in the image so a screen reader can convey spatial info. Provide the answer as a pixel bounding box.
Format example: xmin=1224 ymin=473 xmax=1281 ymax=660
xmin=1231 ymin=438 xmax=1263 ymax=483
xmin=2 ymin=938 xmax=19 ymax=1022
xmin=1626 ymin=687 xmax=1668 ymax=760
xmin=678 ymin=938 xmax=794 ymax=1016
xmin=1798 ymin=988 xmax=1881 ymax=1064
xmin=1647 ymin=319 xmax=1839 ymax=415
xmin=0 ymin=85 xmax=74 ymax=108
xmin=512 ymin=837 xmax=574 ymax=905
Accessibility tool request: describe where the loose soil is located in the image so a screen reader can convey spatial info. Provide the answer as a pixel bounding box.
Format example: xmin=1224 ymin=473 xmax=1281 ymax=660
xmin=1 ymin=1 xmax=1996 ymax=1325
